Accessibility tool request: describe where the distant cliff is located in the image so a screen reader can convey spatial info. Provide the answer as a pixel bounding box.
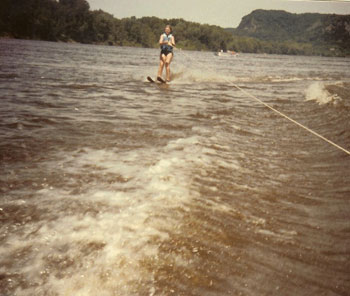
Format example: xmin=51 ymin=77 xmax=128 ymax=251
xmin=230 ymin=9 xmax=350 ymax=54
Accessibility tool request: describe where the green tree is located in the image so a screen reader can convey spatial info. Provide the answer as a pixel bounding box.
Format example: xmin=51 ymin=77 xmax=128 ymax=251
xmin=58 ymin=0 xmax=90 ymax=41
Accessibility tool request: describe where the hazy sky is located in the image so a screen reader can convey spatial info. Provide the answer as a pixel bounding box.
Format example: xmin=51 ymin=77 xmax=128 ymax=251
xmin=87 ymin=0 xmax=350 ymax=28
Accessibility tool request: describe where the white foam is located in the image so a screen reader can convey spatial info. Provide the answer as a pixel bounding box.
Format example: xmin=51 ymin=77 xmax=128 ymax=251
xmin=5 ymin=134 xmax=219 ymax=295
xmin=170 ymin=66 xmax=232 ymax=85
xmin=305 ymin=82 xmax=340 ymax=105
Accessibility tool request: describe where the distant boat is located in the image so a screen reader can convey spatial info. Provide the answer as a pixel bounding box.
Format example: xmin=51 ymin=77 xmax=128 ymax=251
xmin=215 ymin=50 xmax=238 ymax=57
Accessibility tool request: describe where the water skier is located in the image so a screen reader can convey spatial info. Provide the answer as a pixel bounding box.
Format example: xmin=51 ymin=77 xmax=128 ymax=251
xmin=157 ymin=25 xmax=175 ymax=83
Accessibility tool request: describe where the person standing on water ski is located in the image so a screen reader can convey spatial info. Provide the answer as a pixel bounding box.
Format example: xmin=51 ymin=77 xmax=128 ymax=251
xmin=157 ymin=25 xmax=175 ymax=82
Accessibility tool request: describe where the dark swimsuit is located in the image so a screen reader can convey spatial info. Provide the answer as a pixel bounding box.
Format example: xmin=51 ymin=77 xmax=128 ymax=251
xmin=161 ymin=47 xmax=173 ymax=56
xmin=160 ymin=33 xmax=174 ymax=56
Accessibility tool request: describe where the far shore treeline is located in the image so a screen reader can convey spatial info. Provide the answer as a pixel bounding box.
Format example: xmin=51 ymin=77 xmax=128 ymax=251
xmin=1 ymin=0 xmax=349 ymax=57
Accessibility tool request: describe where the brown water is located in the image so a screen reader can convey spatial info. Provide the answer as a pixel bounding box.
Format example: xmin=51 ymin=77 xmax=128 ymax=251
xmin=0 ymin=39 xmax=350 ymax=296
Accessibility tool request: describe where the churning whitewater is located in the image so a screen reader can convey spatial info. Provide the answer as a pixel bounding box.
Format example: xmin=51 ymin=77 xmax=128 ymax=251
xmin=0 ymin=39 xmax=350 ymax=296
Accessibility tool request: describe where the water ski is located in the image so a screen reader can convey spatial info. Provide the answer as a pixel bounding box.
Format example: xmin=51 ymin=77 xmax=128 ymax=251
xmin=147 ymin=76 xmax=155 ymax=83
xmin=157 ymin=76 xmax=167 ymax=84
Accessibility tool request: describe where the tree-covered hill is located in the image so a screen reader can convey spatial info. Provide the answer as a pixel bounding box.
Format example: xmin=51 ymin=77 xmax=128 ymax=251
xmin=0 ymin=0 xmax=233 ymax=50
xmin=1 ymin=0 xmax=349 ymax=57
xmin=231 ymin=9 xmax=350 ymax=54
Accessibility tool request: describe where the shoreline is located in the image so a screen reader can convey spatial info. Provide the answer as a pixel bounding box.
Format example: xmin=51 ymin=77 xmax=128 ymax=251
xmin=1 ymin=36 xmax=348 ymax=58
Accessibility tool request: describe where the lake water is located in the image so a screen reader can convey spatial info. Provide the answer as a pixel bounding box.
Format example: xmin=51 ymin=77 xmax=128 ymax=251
xmin=0 ymin=39 xmax=350 ymax=296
